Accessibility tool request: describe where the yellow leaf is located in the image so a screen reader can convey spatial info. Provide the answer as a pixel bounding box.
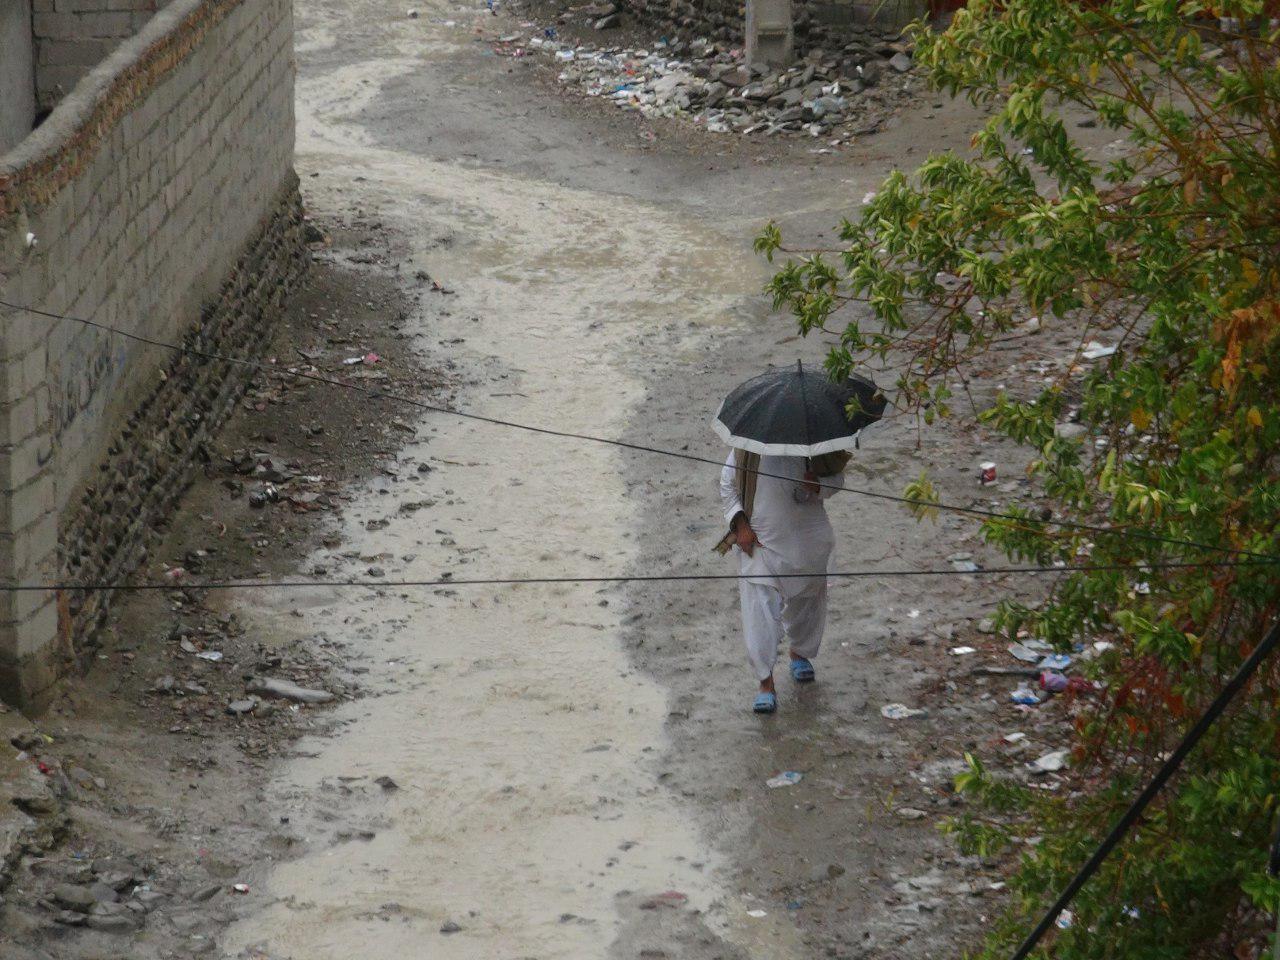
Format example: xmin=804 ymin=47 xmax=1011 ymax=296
xmin=1248 ymin=406 xmax=1263 ymax=428
xmin=1183 ymin=178 xmax=1199 ymax=206
xmin=1088 ymin=61 xmax=1100 ymax=84
xmin=1131 ymin=408 xmax=1152 ymax=431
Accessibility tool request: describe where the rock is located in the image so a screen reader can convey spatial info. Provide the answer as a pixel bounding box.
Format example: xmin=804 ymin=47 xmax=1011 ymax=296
xmin=773 ymin=87 xmax=804 ymax=108
xmin=85 ymin=913 xmax=138 ymax=933
xmin=374 ymin=775 xmax=400 ymax=792
xmin=51 ymin=884 xmax=98 ymax=911
xmin=593 ymin=12 xmax=620 ymax=28
xmin=651 ymin=71 xmax=689 ymax=100
xmin=246 ymin=677 xmax=334 ymax=704
xmin=895 ymin=807 xmax=928 ymax=820
xmin=977 ymin=617 xmax=997 ymax=634
xmin=90 ymin=899 xmax=131 ymax=916
xmin=859 ymin=58 xmax=886 ymax=86
xmin=440 ymin=920 xmax=463 ymax=934
xmin=889 ymin=51 xmax=913 ymax=72
xmin=703 ymin=82 xmax=727 ymax=108
xmin=10 ymin=731 xmax=42 ymax=751
xmin=812 ymin=95 xmax=845 ymax=118
xmin=190 ymin=884 xmax=222 ymax=903
xmin=53 ymin=909 xmax=87 ymax=925
xmin=88 ymin=882 xmax=121 ymax=903
xmin=226 ymin=699 xmax=257 ymax=715
xmin=98 ymin=870 xmax=135 ymax=896
xmin=133 ymin=890 xmax=166 ymax=911
xmin=719 ymin=66 xmax=751 ymax=88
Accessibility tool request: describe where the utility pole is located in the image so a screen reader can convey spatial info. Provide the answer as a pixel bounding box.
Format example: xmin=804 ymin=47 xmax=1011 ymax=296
xmin=745 ymin=0 xmax=793 ymax=68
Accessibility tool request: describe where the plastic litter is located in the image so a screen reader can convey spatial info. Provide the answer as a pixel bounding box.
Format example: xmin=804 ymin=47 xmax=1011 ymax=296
xmin=1030 ymin=749 xmax=1069 ymax=773
xmin=1056 ymin=909 xmax=1074 ymax=928
xmin=949 ymin=646 xmax=977 ymax=656
xmin=979 ymin=461 xmax=997 ymax=484
xmin=1008 ymin=643 xmax=1044 ymax=663
xmin=232 ymin=883 xmax=250 ymax=894
xmin=746 ymin=909 xmax=768 ymax=918
xmin=1003 ymin=731 xmax=1027 ymax=743
xmin=766 ymin=771 xmax=803 ymax=788
xmin=1011 ymin=685 xmax=1042 ymax=705
xmin=1037 ymin=653 xmax=1072 ymax=672
xmin=1081 ymin=341 xmax=1117 ymax=360
xmin=1039 ymin=670 xmax=1069 ymax=692
xmin=196 ymin=650 xmax=224 ymax=662
xmin=881 ymin=703 xmax=928 ymax=720
xmin=951 ymin=559 xmax=980 ymax=573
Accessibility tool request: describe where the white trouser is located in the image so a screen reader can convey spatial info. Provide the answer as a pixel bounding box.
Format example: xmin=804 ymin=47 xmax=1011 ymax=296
xmin=738 ymin=578 xmax=827 ymax=682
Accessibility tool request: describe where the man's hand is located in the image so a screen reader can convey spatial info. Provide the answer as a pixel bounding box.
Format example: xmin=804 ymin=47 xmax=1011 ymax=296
xmin=802 ymin=470 xmax=820 ymax=494
xmin=731 ymin=513 xmax=758 ymax=557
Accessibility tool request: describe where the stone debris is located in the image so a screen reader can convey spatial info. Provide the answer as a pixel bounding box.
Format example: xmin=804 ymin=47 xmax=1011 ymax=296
xmin=496 ymin=27 xmax=922 ymax=146
xmin=246 ymin=676 xmax=335 ymax=704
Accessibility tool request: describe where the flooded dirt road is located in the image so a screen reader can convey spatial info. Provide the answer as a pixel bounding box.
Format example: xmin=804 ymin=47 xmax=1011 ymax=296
xmin=221 ymin=1 xmax=1046 ymax=957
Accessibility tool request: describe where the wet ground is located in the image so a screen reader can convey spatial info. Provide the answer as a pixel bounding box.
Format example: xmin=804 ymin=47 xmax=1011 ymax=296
xmin=222 ymin=1 xmax=1045 ymax=957
xmin=2 ymin=0 xmax=1122 ymax=957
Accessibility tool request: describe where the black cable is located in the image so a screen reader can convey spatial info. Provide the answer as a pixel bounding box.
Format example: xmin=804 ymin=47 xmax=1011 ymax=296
xmin=9 ymin=558 xmax=1277 ymax=593
xmin=1008 ymin=616 xmax=1280 ymax=960
xmin=2 ymin=297 xmax=1274 ymax=563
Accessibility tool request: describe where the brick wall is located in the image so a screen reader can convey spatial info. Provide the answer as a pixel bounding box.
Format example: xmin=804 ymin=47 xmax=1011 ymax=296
xmin=31 ymin=0 xmax=172 ymax=110
xmin=0 ymin=0 xmax=303 ymax=710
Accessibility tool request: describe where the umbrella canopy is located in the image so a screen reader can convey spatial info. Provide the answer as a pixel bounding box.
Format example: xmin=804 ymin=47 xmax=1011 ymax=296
xmin=713 ymin=361 xmax=886 ymax=456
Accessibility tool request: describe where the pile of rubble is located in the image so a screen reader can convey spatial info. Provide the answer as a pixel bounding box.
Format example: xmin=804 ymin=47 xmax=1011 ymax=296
xmin=499 ymin=26 xmax=924 ymax=143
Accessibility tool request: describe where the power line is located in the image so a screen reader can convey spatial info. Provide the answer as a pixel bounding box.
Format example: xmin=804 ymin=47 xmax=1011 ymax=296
xmin=11 ymin=558 xmax=1278 ymax=594
xmin=2 ymin=297 xmax=1274 ymax=564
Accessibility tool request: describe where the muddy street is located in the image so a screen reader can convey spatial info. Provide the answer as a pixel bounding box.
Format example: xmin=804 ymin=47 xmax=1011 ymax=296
xmin=1 ymin=0 xmax=1089 ymax=957
xmin=210 ymin=0 xmax=1028 ymax=957
xmin=212 ymin=0 xmax=1063 ymax=956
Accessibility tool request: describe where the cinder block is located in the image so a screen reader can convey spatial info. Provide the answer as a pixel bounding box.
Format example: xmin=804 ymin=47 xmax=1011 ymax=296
xmin=7 ymin=476 xmax=53 ymax=533
xmin=14 ymin=600 xmax=58 ymax=658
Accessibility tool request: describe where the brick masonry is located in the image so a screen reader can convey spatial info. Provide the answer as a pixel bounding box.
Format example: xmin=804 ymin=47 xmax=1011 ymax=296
xmin=31 ymin=0 xmax=173 ymax=110
xmin=0 ymin=0 xmax=303 ymax=710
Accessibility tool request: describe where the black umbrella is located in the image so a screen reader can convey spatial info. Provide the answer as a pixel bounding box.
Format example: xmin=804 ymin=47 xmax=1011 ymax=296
xmin=712 ymin=361 xmax=886 ymax=456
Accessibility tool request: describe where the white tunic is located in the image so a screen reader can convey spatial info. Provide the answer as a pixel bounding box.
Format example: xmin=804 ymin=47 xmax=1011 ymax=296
xmin=718 ymin=452 xmax=844 ymax=598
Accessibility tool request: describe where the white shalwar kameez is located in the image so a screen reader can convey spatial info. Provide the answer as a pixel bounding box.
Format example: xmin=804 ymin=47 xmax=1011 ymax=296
xmin=719 ymin=452 xmax=845 ymax=682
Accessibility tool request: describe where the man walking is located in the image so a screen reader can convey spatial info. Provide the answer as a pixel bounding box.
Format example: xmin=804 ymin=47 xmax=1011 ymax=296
xmin=718 ymin=450 xmax=847 ymax=713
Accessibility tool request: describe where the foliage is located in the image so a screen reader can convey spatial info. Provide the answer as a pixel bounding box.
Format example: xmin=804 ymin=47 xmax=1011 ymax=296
xmin=763 ymin=2 xmax=1280 ymax=955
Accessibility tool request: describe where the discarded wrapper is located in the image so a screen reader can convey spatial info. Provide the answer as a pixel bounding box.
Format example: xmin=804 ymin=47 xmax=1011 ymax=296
xmin=881 ymin=703 xmax=928 ymax=720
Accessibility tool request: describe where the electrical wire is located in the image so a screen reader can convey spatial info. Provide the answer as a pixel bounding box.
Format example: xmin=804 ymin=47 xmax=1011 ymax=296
xmin=1 ymin=296 xmax=1275 ymax=564
xmin=10 ymin=558 xmax=1278 ymax=594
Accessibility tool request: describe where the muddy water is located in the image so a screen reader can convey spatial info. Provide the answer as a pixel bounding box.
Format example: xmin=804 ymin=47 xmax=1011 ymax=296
xmin=220 ymin=2 xmax=807 ymax=957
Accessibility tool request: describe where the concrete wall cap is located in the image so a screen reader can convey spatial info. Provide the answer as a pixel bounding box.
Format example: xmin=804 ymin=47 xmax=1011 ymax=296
xmin=0 ymin=0 xmax=237 ymax=197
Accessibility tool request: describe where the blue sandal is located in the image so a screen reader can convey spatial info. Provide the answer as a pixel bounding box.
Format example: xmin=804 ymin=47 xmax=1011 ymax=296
xmin=753 ymin=691 xmax=778 ymax=714
xmin=790 ymin=658 xmax=816 ymax=683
